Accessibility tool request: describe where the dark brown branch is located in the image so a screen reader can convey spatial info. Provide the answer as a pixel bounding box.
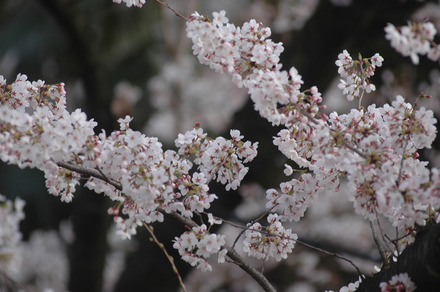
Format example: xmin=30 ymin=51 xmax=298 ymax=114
xmin=57 ymin=161 xmax=122 ymax=191
xmin=357 ymin=223 xmax=440 ymax=291
xmin=225 ymin=247 xmax=277 ymax=292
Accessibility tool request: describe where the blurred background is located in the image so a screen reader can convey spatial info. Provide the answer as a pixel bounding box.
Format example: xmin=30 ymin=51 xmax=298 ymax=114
xmin=1 ymin=0 xmax=440 ymax=291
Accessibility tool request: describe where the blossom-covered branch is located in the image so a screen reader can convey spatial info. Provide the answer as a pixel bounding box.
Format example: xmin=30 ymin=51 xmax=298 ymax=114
xmin=185 ymin=10 xmax=439 ymax=232
xmin=2 ymin=1 xmax=440 ymax=291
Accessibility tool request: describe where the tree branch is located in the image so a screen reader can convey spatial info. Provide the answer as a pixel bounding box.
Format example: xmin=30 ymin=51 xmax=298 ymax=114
xmin=56 ymin=161 xmax=277 ymax=292
xmin=357 ymin=223 xmax=440 ymax=291
xmin=166 ymin=212 xmax=277 ymax=292
xmin=57 ymin=161 xmax=122 ymax=191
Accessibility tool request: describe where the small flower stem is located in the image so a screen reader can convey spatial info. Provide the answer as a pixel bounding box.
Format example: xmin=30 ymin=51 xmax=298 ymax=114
xmin=370 ymin=220 xmax=388 ymax=266
xmin=154 ymin=0 xmax=188 ymax=21
xmin=143 ymin=223 xmax=188 ymax=292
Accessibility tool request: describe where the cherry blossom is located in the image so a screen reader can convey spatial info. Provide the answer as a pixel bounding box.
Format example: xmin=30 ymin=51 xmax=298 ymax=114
xmin=2 ymin=3 xmax=440 ymax=292
xmin=0 ymin=74 xmax=257 ymax=242
xmin=379 ymin=273 xmax=416 ymax=292
xmin=176 ymin=128 xmax=258 ymax=191
xmin=186 ymin=9 xmax=439 ymax=238
xmin=243 ymin=214 xmax=297 ymax=261
xmin=335 ymin=50 xmax=384 ymax=101
xmin=385 ymin=21 xmax=440 ymax=64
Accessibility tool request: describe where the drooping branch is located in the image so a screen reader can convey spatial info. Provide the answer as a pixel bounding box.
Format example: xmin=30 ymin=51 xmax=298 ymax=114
xmin=56 ymin=161 xmax=277 ymax=292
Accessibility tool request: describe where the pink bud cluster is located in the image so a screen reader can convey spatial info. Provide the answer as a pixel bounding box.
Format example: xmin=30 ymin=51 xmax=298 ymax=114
xmin=243 ymin=214 xmax=297 ymax=261
xmin=385 ymin=21 xmax=440 ymax=64
xmin=173 ymin=224 xmax=226 ymax=271
xmin=336 ymin=50 xmax=384 ymax=101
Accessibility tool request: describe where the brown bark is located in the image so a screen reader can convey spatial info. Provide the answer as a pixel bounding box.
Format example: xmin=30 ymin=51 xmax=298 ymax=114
xmin=357 ymin=223 xmax=440 ymax=291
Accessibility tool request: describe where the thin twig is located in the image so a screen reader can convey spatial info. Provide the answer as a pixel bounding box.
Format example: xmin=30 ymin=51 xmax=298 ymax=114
xmin=370 ymin=220 xmax=388 ymax=266
xmin=375 ymin=212 xmax=392 ymax=253
xmin=144 ymin=223 xmax=188 ymax=292
xmin=232 ymin=228 xmax=246 ymax=250
xmin=154 ymin=0 xmax=188 ymax=21
xmin=202 ymin=206 xmax=276 ymax=250
xmin=295 ymin=238 xmax=365 ymax=278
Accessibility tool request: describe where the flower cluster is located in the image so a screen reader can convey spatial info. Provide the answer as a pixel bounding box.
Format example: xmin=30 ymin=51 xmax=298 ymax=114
xmin=335 ymin=50 xmax=384 ymax=101
xmin=87 ymin=121 xmax=256 ymax=238
xmin=316 ymin=97 xmax=438 ymax=228
xmin=385 ymin=21 xmax=440 ymax=64
xmin=243 ymin=214 xmax=297 ymax=261
xmin=379 ymin=273 xmax=416 ymax=292
xmin=186 ymin=11 xmax=329 ymax=227
xmin=187 ymin=10 xmax=440 ymax=233
xmin=0 ymin=74 xmax=257 ymax=240
xmin=176 ymin=128 xmax=258 ymax=191
xmin=173 ymin=224 xmax=226 ymax=272
xmin=266 ymin=173 xmax=320 ymax=222
xmin=0 ymin=74 xmax=96 ymax=202
xmin=187 ymin=10 xmax=314 ymax=126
